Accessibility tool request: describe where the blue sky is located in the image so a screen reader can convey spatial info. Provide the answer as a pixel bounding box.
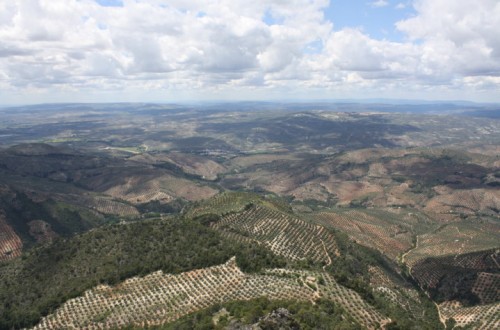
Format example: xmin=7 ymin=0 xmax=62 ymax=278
xmin=96 ymin=0 xmax=417 ymax=43
xmin=0 ymin=0 xmax=499 ymax=104
xmin=96 ymin=0 xmax=415 ymax=41
xmin=325 ymin=1 xmax=416 ymax=42
xmin=95 ymin=0 xmax=123 ymax=7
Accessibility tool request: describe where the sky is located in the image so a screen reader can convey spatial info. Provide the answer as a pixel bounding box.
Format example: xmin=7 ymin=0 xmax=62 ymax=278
xmin=1 ymin=0 xmax=500 ymax=104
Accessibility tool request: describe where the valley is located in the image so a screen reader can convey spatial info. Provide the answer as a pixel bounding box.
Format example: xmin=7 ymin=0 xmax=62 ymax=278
xmin=0 ymin=102 xmax=498 ymax=329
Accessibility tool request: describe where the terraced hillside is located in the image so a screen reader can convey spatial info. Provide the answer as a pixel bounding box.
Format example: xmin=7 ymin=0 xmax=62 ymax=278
xmin=33 ymin=258 xmax=389 ymax=329
xmin=188 ymin=192 xmax=339 ymax=263
xmin=0 ymin=191 xmax=444 ymax=329
xmin=0 ymin=211 xmax=22 ymax=261
xmin=0 ymin=217 xmax=285 ymax=329
xmin=306 ymin=205 xmax=499 ymax=328
xmin=185 ymin=191 xmax=265 ymax=218
xmin=439 ymin=301 xmax=500 ymax=329
xmin=403 ymin=221 xmax=500 ymax=270
xmin=409 ymin=249 xmax=499 ymax=304
xmin=213 ymin=204 xmax=339 ymax=263
xmin=0 ymin=104 xmax=499 ymax=329
xmin=311 ymin=208 xmax=434 ymax=260
xmin=187 ymin=193 xmax=442 ymax=329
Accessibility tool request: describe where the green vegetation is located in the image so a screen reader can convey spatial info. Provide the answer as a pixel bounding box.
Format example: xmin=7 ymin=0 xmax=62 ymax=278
xmin=0 ymin=217 xmax=285 ymax=329
xmin=0 ymin=192 xmax=104 ymax=247
xmin=326 ymin=231 xmax=442 ymax=329
xmin=188 ymin=193 xmax=443 ymax=329
xmin=162 ymin=297 xmax=362 ymax=330
xmin=186 ymin=191 xmax=262 ymax=218
xmin=411 ymin=248 xmax=499 ymax=305
xmin=404 ymin=152 xmax=488 ymax=189
xmin=136 ymin=197 xmax=188 ymax=214
xmin=1 ymin=105 xmax=498 ymax=329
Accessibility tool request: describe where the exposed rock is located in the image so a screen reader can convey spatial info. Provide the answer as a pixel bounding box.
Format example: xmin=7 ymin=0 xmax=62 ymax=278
xmin=257 ymin=308 xmax=300 ymax=330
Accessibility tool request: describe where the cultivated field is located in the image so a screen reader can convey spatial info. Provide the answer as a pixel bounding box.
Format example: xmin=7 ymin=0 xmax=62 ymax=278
xmin=312 ymin=208 xmax=431 ymax=260
xmin=0 ymin=104 xmax=498 ymax=329
xmin=185 ymin=191 xmax=262 ymax=218
xmin=403 ymin=221 xmax=500 ymax=269
xmin=213 ymin=204 xmax=339 ymax=263
xmin=33 ymin=258 xmax=389 ymax=329
xmin=439 ymin=301 xmax=500 ymax=329
xmin=0 ymin=211 xmax=22 ymax=261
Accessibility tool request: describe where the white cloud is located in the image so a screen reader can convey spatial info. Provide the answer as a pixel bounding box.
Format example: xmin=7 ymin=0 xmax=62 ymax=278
xmin=0 ymin=0 xmax=499 ymax=103
xmin=396 ymin=0 xmax=500 ymax=77
xmin=370 ymin=0 xmax=389 ymax=8
xmin=0 ymin=1 xmax=330 ymax=90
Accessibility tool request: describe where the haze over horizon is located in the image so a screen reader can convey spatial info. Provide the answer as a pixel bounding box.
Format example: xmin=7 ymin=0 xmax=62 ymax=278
xmin=1 ymin=0 xmax=500 ymax=104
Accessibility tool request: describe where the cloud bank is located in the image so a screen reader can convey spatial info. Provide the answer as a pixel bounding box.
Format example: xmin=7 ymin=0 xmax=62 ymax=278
xmin=0 ymin=0 xmax=499 ymax=102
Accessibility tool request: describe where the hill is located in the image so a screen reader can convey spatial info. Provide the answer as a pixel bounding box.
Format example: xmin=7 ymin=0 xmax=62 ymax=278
xmin=0 ymin=216 xmax=285 ymax=329
xmin=0 ymin=104 xmax=498 ymax=329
